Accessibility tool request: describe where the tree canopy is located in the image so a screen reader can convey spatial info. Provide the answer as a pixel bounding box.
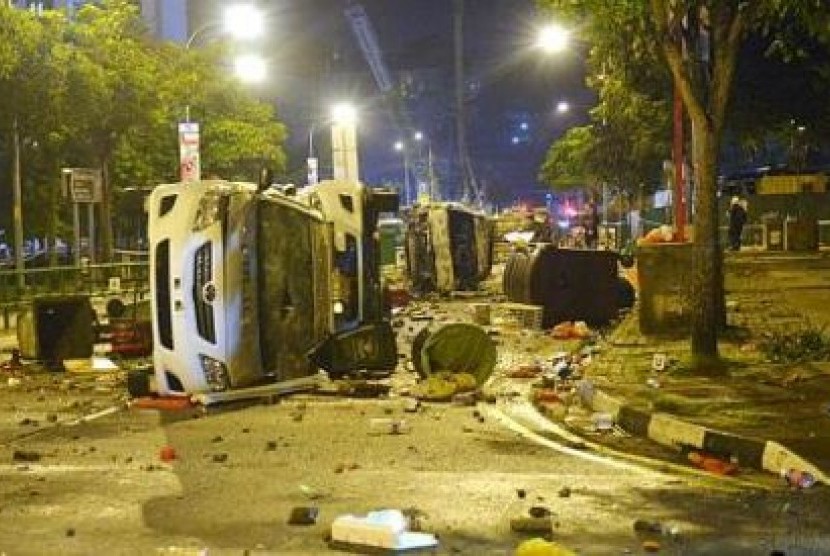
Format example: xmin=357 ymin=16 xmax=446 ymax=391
xmin=536 ymin=0 xmax=830 ymax=363
xmin=0 ymin=1 xmax=286 ymax=258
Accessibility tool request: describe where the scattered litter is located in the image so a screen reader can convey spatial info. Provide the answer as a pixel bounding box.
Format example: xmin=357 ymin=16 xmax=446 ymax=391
xmin=558 ymin=487 xmax=571 ymax=498
xmin=1 ymin=349 xmax=23 ymax=371
xmin=687 ymin=451 xmax=738 ymax=476
xmin=591 ymin=412 xmax=614 ymax=432
xmin=403 ymin=399 xmax=421 ymax=413
xmin=7 ymin=377 xmax=22 ymax=388
xmin=509 ymin=516 xmax=553 ymax=534
xmin=534 ymin=389 xmax=561 ymax=404
xmin=287 ymin=506 xmax=319 ymax=526
xmin=211 ymin=453 xmax=228 ymax=463
xmin=508 ymin=364 xmax=542 ymax=379
xmin=528 ymin=506 xmax=552 ymax=518
xmin=159 ymin=446 xmax=177 ymax=462
xmin=782 ymin=468 xmax=816 ymax=489
xmin=63 ymin=357 xmax=119 ymax=373
xmin=642 ymin=540 xmax=661 ymax=552
xmin=12 ymin=450 xmax=41 ymax=462
xmin=646 ymin=377 xmax=661 ymax=389
xmin=651 ymin=353 xmax=667 ymax=372
xmin=452 ymin=391 xmax=478 ymax=406
xmin=369 ymin=418 xmax=410 ymax=435
xmin=299 ymin=484 xmax=325 ymax=501
xmin=330 ymin=509 xmax=438 ymax=552
xmin=515 ymin=538 xmax=575 ymax=556
xmin=551 ymin=321 xmax=592 ymax=340
xmin=633 ymin=519 xmax=663 ymax=534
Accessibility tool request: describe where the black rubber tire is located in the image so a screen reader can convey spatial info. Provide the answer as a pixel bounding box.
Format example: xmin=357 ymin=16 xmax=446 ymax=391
xmin=126 ymin=370 xmax=152 ymax=398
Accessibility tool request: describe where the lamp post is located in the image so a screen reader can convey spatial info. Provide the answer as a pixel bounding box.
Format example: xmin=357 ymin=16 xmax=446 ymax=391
xmin=181 ymin=3 xmax=264 ymax=183
xmin=414 ymin=131 xmax=436 ymax=201
xmin=394 ymin=140 xmax=410 ymax=205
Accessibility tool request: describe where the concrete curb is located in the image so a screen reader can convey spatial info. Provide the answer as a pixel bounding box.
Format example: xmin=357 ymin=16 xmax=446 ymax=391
xmin=582 ymin=388 xmax=830 ymax=485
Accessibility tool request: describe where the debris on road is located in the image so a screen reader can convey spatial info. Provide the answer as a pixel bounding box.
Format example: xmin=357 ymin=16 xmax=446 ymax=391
xmin=687 ymin=451 xmax=738 ymax=476
xmin=12 ymin=450 xmax=42 ymax=462
xmin=369 ymin=418 xmax=410 ymax=435
xmin=287 ymin=506 xmax=319 ymax=526
xmin=510 ymin=516 xmax=554 ymax=534
xmin=782 ymin=468 xmax=816 ymax=489
xmin=514 ymin=538 xmax=575 ymax=556
xmin=329 ymin=509 xmax=438 ymax=552
xmin=159 ymin=446 xmax=177 ymax=462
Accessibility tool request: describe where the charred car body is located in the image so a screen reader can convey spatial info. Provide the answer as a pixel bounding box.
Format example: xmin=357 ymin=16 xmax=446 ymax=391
xmin=405 ymin=203 xmax=493 ymax=294
xmin=147 ymin=178 xmax=398 ymax=399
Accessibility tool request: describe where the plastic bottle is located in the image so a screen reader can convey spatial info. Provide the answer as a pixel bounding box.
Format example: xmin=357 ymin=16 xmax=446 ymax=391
xmin=781 ymin=468 xmax=816 ymax=489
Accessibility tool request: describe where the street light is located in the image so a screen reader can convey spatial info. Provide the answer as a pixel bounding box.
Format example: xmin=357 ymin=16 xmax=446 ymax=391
xmin=233 ymin=53 xmax=267 ymax=83
xmin=181 ymin=3 xmax=265 ymax=184
xmin=555 ymin=100 xmax=570 ymax=114
xmin=223 ymin=4 xmax=264 ymax=41
xmin=186 ymin=3 xmax=264 ymax=48
xmin=536 ymin=23 xmax=569 ymax=54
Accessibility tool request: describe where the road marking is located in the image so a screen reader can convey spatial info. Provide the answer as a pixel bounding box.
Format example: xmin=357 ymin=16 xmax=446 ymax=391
xmin=487 ymin=401 xmax=773 ymax=491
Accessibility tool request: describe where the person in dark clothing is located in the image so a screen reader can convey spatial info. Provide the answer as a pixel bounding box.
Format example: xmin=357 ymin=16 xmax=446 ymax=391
xmin=727 ymin=196 xmax=748 ymax=251
xmin=584 ymin=199 xmax=599 ymax=249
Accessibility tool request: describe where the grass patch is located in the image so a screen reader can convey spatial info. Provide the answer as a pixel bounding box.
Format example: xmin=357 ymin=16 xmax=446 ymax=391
xmin=757 ymin=324 xmax=830 ymax=364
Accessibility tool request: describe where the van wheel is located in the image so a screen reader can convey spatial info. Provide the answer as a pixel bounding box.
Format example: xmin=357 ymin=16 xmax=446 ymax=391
xmin=127 ymin=370 xmax=151 ymax=398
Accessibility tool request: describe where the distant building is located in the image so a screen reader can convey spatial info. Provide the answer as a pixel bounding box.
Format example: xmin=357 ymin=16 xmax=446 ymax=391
xmin=11 ymin=0 xmax=188 ymax=43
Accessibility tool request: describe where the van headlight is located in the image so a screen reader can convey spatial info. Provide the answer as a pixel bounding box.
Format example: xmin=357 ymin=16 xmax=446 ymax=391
xmin=193 ymin=192 xmax=228 ymax=232
xmin=199 ymin=354 xmax=229 ymax=391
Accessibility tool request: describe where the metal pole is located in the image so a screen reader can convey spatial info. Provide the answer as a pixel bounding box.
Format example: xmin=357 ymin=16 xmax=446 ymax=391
xmin=12 ymin=117 xmax=24 ymax=289
xmin=87 ymin=202 xmax=96 ymax=264
xmin=73 ymin=203 xmax=81 ymax=267
xmin=403 ymin=151 xmax=410 ymax=206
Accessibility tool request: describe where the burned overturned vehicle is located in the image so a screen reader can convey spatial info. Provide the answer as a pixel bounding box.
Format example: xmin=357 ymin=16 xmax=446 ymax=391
xmin=405 ymin=203 xmax=493 ymax=294
xmin=143 ymin=176 xmax=399 ymax=403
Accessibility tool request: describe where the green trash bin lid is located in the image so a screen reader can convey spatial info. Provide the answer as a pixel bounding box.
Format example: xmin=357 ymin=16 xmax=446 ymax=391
xmin=411 ymin=322 xmax=497 ymax=385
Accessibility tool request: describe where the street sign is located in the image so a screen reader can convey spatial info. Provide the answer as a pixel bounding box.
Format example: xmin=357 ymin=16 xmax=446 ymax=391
xmin=65 ymin=168 xmax=102 ymax=203
xmin=179 ymin=122 xmax=201 ymax=183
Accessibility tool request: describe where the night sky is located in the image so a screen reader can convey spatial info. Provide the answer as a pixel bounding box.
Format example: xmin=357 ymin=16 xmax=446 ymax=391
xmin=243 ymin=0 xmax=591 ymax=206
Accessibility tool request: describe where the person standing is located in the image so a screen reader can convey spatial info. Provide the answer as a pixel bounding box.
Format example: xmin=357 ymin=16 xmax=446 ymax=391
xmin=584 ymin=199 xmax=599 ymax=249
xmin=727 ymin=196 xmax=748 ymax=251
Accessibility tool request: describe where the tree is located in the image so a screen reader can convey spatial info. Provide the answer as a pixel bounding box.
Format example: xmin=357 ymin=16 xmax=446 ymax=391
xmin=536 ymin=0 xmax=830 ymax=366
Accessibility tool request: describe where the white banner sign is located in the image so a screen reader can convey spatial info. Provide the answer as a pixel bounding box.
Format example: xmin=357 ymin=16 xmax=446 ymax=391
xmin=179 ymin=122 xmax=201 ymax=183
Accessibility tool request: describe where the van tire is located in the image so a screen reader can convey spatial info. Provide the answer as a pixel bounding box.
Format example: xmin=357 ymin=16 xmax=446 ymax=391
xmin=127 ymin=370 xmax=151 ymax=398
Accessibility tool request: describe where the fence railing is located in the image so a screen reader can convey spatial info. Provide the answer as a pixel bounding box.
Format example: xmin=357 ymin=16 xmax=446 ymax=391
xmin=0 ymin=260 xmax=150 ymax=330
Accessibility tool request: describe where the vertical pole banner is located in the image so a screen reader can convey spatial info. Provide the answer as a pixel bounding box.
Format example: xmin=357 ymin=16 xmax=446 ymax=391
xmin=179 ymin=122 xmax=201 ymax=183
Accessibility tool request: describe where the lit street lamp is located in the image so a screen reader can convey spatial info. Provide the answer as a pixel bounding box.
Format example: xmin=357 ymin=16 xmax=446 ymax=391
xmin=233 ymin=53 xmax=267 ymax=84
xmin=555 ymin=100 xmax=570 ymax=114
xmin=536 ymin=23 xmax=569 ymax=54
xmin=181 ymin=3 xmax=265 ymax=184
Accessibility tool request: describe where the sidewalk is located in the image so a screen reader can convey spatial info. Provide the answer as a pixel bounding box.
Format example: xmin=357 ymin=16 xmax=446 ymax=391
xmin=574 ymin=251 xmax=830 ymax=483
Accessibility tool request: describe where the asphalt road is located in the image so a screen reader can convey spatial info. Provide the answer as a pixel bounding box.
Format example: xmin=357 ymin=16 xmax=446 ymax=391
xmin=1 ymin=384 xmax=829 ymax=555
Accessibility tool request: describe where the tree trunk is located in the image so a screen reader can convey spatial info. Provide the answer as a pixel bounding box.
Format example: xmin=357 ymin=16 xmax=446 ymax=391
xmin=12 ymin=117 xmax=25 ymax=289
xmin=99 ymin=157 xmax=114 ymax=263
xmin=689 ymin=117 xmax=720 ymax=361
